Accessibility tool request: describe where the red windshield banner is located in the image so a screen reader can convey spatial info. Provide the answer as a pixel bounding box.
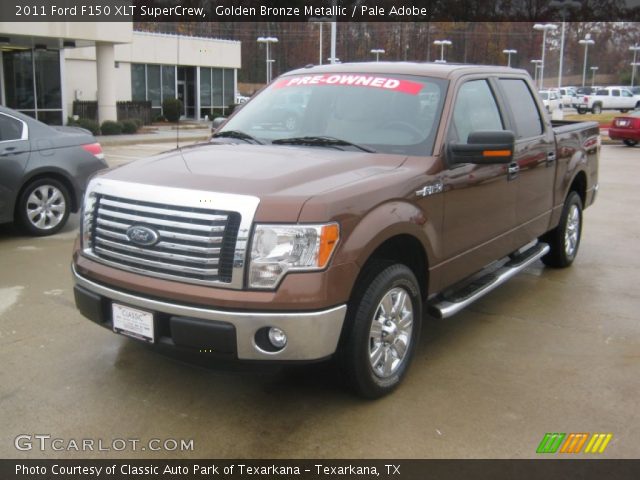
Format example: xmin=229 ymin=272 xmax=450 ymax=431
xmin=273 ymin=74 xmax=424 ymax=95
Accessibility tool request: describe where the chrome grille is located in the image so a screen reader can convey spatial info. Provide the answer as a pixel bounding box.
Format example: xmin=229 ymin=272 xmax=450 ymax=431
xmin=89 ymin=194 xmax=240 ymax=285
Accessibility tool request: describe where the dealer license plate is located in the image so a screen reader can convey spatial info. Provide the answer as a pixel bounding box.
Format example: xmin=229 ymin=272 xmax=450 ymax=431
xmin=112 ymin=303 xmax=154 ymax=343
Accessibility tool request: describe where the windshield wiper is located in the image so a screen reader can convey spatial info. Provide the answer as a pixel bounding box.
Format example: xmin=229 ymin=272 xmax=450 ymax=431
xmin=212 ymin=130 xmax=263 ymax=145
xmin=272 ymin=136 xmax=376 ymax=153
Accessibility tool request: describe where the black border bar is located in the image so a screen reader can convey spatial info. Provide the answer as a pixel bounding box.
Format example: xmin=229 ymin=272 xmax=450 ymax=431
xmin=1 ymin=0 xmax=639 ymax=22
xmin=3 ymin=459 xmax=640 ymax=480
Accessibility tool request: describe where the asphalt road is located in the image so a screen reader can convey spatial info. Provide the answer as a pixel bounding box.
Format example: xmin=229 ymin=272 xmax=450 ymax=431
xmin=1 ymin=143 xmax=638 ymax=459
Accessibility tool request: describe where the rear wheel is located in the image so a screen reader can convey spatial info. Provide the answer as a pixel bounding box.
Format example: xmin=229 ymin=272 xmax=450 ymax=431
xmin=17 ymin=178 xmax=71 ymax=236
xmin=592 ymin=103 xmax=602 ymax=114
xmin=620 ymin=109 xmax=629 ymax=113
xmin=339 ymin=262 xmax=422 ymax=399
xmin=623 ymin=139 xmax=637 ymax=147
xmin=577 ymin=108 xmax=587 ymax=115
xmin=541 ymin=191 xmax=583 ymax=268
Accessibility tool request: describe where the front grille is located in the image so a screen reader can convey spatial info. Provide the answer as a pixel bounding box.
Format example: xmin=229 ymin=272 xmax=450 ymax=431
xmin=89 ymin=194 xmax=240 ymax=285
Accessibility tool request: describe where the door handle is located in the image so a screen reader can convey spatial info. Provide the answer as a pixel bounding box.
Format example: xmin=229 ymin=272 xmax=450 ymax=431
xmin=547 ymin=151 xmax=556 ymax=164
xmin=507 ymin=162 xmax=519 ymax=181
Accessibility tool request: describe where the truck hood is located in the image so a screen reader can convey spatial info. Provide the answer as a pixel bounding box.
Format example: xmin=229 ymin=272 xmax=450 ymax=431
xmin=102 ymin=143 xmax=407 ymax=217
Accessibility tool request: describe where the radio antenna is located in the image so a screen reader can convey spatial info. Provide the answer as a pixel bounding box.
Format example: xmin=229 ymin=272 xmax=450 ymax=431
xmin=176 ymin=29 xmax=180 ymax=150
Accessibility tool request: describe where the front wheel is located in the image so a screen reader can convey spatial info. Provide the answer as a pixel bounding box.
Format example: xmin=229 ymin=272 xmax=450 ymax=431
xmin=623 ymin=139 xmax=637 ymax=147
xmin=592 ymin=103 xmax=602 ymax=114
xmin=339 ymin=263 xmax=422 ymax=399
xmin=17 ymin=178 xmax=71 ymax=236
xmin=541 ymin=191 xmax=583 ymax=268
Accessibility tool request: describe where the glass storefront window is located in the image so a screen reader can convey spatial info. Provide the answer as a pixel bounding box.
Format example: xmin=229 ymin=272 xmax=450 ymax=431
xmin=147 ymin=65 xmax=161 ymax=108
xmin=3 ymin=49 xmax=62 ymax=124
xmin=212 ymin=68 xmax=223 ymax=106
xmin=223 ymin=69 xmax=234 ymax=106
xmin=131 ymin=64 xmax=146 ymax=101
xmin=162 ymin=65 xmax=175 ymax=100
xmin=200 ymin=67 xmax=211 ymax=107
xmin=35 ymin=50 xmax=61 ymax=109
xmin=3 ymin=50 xmax=35 ymax=110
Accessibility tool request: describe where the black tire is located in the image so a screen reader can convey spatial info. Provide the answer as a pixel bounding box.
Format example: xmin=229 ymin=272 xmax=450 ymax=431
xmin=592 ymin=103 xmax=602 ymax=114
xmin=16 ymin=178 xmax=71 ymax=236
xmin=623 ymin=139 xmax=637 ymax=147
xmin=540 ymin=191 xmax=583 ymax=268
xmin=338 ymin=262 xmax=422 ymax=399
xmin=620 ymin=109 xmax=629 ymax=113
xmin=577 ymin=108 xmax=586 ymax=115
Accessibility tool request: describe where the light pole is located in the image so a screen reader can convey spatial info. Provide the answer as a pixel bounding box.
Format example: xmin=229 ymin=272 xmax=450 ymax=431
xmin=630 ymin=45 xmax=640 ymax=87
xmin=590 ymin=66 xmax=599 ymax=87
xmin=579 ymin=34 xmax=595 ymax=87
xmin=533 ymin=24 xmax=557 ymax=90
xmin=433 ymin=40 xmax=452 ymax=63
xmin=531 ymin=60 xmax=542 ymax=86
xmin=370 ymin=48 xmax=385 ymax=62
xmin=502 ymin=49 xmax=517 ymax=67
xmin=549 ymin=0 xmax=580 ymax=89
xmin=257 ymin=36 xmax=278 ymax=84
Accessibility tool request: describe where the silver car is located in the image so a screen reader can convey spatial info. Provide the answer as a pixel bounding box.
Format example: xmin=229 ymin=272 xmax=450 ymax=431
xmin=0 ymin=106 xmax=107 ymax=235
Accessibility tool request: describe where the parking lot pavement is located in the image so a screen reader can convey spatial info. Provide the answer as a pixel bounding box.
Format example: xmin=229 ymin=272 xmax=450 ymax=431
xmin=1 ymin=144 xmax=639 ymax=459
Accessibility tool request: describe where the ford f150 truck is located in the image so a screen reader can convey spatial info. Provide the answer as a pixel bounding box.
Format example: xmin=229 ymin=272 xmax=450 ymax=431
xmin=72 ymin=63 xmax=599 ymax=398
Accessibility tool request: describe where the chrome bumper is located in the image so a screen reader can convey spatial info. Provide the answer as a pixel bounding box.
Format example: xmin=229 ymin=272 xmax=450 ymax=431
xmin=72 ymin=266 xmax=346 ymax=361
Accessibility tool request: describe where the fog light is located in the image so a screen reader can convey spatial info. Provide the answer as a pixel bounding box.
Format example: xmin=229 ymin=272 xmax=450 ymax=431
xmin=268 ymin=327 xmax=287 ymax=348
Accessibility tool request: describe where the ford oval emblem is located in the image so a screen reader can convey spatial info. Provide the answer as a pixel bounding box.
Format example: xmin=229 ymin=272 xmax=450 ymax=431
xmin=126 ymin=225 xmax=159 ymax=246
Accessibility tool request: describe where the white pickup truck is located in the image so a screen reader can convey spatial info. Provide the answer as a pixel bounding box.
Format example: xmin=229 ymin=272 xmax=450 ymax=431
xmin=577 ymin=86 xmax=638 ymax=114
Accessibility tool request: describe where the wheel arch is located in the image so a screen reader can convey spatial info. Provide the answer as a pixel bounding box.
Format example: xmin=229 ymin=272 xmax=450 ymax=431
xmin=568 ymin=169 xmax=587 ymax=207
xmin=14 ymin=169 xmax=79 ymax=219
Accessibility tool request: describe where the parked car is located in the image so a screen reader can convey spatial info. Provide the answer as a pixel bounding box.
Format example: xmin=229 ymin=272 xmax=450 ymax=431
xmin=558 ymin=87 xmax=579 ymax=108
xmin=0 ymin=106 xmax=107 ymax=235
xmin=539 ymin=90 xmax=561 ymax=113
xmin=577 ymin=86 xmax=637 ymax=114
xmin=608 ymin=110 xmax=640 ymax=147
xmin=73 ymin=63 xmax=598 ymax=398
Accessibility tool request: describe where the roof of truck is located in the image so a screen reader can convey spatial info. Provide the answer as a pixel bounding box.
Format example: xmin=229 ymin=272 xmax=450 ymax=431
xmin=286 ymin=61 xmax=529 ymax=80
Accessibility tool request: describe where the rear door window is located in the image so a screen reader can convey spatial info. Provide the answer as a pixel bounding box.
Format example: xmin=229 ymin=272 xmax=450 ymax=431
xmin=498 ymin=79 xmax=543 ymax=139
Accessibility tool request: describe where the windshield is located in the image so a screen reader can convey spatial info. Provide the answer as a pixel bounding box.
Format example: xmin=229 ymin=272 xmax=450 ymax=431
xmin=220 ymin=73 xmax=448 ymax=155
xmin=539 ymin=92 xmax=549 ymax=100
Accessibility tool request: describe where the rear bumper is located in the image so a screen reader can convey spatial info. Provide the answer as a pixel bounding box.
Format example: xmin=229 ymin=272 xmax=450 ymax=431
xmin=73 ymin=265 xmax=347 ymax=361
xmin=608 ymin=128 xmax=640 ymax=141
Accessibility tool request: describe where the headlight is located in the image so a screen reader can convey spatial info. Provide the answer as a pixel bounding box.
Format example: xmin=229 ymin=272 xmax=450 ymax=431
xmin=249 ymin=223 xmax=339 ymax=289
xmin=80 ymin=189 xmax=97 ymax=253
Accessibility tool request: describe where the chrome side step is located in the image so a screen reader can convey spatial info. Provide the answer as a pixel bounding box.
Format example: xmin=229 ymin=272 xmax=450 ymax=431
xmin=428 ymin=242 xmax=550 ymax=319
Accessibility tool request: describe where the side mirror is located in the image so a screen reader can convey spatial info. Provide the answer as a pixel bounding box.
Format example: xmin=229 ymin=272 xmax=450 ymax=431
xmin=211 ymin=117 xmax=226 ymax=132
xmin=448 ymin=130 xmax=515 ymax=165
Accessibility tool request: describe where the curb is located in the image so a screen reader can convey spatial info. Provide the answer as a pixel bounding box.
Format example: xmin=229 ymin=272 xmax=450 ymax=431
xmin=97 ymin=132 xmax=210 ymax=147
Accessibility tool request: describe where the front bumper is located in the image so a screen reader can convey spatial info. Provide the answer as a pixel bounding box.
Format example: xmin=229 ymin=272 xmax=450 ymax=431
xmin=73 ymin=266 xmax=347 ymax=361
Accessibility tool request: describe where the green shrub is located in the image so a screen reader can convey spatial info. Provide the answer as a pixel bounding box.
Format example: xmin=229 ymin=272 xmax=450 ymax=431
xmin=121 ymin=120 xmax=138 ymax=134
xmin=130 ymin=118 xmax=144 ymax=128
xmin=77 ymin=118 xmax=100 ymax=136
xmin=153 ymin=114 xmax=167 ymax=123
xmin=100 ymin=120 xmax=123 ymax=135
xmin=162 ymin=98 xmax=183 ymax=122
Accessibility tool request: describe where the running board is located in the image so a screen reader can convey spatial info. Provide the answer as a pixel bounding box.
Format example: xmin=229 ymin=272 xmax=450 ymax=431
xmin=428 ymin=242 xmax=550 ymax=319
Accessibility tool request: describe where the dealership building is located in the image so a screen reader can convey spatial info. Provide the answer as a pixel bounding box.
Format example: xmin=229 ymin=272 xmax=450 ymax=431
xmin=0 ymin=22 xmax=241 ymax=124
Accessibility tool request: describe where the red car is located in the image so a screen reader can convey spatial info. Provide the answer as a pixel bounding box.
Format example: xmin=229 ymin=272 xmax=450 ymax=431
xmin=608 ymin=111 xmax=640 ymax=147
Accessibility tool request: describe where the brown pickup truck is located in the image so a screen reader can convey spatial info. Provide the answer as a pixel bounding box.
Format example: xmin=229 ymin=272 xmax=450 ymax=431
xmin=73 ymin=63 xmax=599 ymax=398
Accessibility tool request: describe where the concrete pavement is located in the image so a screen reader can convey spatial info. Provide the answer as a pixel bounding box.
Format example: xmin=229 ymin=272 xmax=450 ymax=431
xmin=0 ymin=144 xmax=638 ymax=459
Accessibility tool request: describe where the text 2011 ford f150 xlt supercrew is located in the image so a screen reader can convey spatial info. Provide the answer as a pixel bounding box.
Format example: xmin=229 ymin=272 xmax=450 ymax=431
xmin=72 ymin=63 xmax=599 ymax=398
